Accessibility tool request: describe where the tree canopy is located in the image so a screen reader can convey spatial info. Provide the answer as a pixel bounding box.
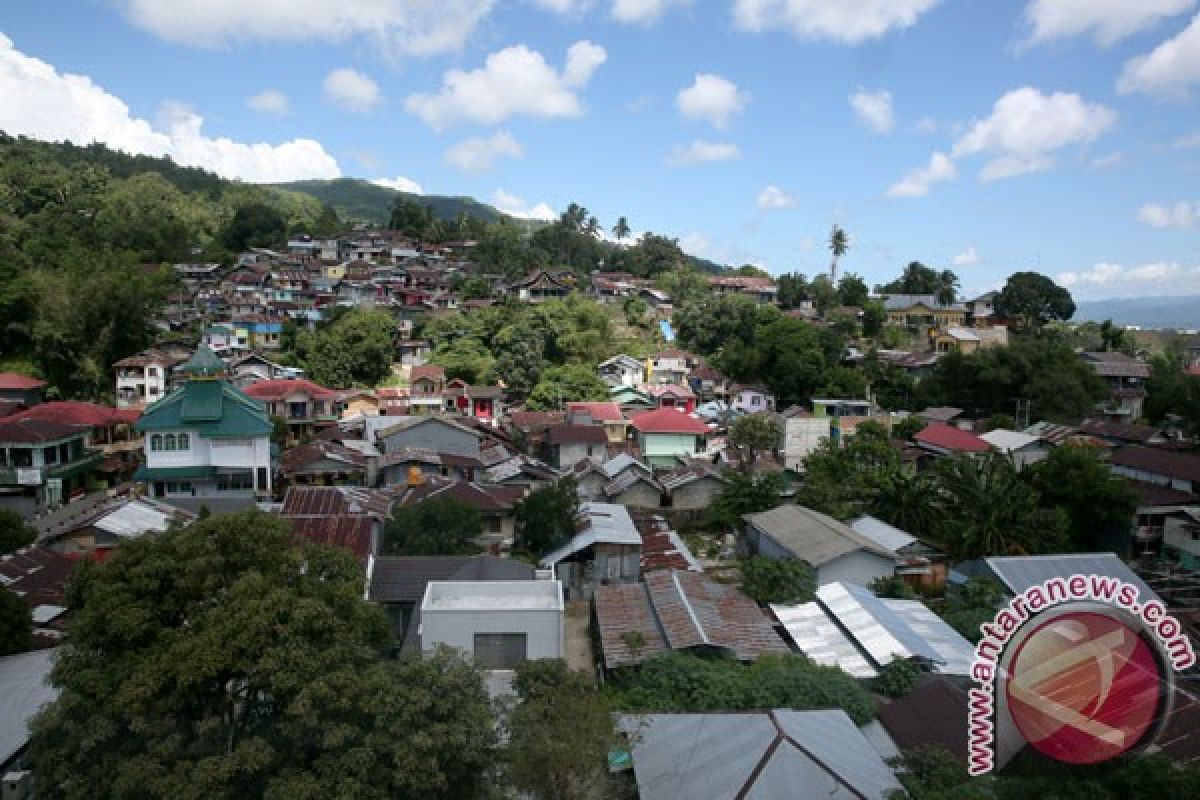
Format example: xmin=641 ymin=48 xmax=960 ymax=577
xmin=30 ymin=511 xmax=495 ymax=800
xmin=0 ymin=508 xmax=37 ymax=555
xmin=384 ymin=497 xmax=483 ymax=556
xmin=994 ymin=271 xmax=1075 ymax=331
xmin=294 ymin=307 xmax=397 ymax=388
xmin=514 ymin=478 xmax=581 ymax=555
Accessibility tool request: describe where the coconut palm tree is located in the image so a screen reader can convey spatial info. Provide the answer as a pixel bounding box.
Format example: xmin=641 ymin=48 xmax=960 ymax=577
xmin=828 ymin=224 xmax=848 ymax=282
xmin=612 ymin=216 xmax=631 ymax=243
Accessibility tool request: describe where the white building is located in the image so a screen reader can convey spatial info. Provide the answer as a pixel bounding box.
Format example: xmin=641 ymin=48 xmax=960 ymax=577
xmin=419 ymin=580 xmax=565 ymax=669
xmin=113 ymin=349 xmax=186 ymax=410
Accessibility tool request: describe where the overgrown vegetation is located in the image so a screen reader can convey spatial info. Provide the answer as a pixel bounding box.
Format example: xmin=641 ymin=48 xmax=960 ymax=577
xmin=738 ymin=556 xmax=816 ymax=605
xmin=383 ymin=497 xmax=483 ymax=556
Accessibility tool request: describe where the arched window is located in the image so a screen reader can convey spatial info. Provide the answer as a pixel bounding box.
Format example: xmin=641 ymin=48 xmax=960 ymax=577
xmin=177 ymin=433 xmax=190 ymax=450
xmin=150 ymin=434 xmax=163 ymax=452
xmin=165 ymin=434 xmax=177 ymax=451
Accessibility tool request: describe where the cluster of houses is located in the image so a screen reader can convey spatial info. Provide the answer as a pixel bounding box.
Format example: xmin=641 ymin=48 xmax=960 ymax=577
xmin=4 ymin=226 xmax=1200 ymax=795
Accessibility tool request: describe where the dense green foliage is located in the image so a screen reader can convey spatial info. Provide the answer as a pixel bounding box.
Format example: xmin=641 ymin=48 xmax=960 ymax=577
xmin=293 ymin=307 xmax=397 ymax=388
xmin=515 ymin=478 xmax=581 ymax=556
xmin=915 ymin=338 xmax=1106 ymax=422
xmin=526 ymin=365 xmax=612 ymax=411
xmin=1145 ymin=344 xmax=1200 ymax=436
xmin=280 ymin=178 xmax=505 ymax=227
xmin=0 ymin=586 xmax=32 ymax=656
xmin=1024 ymin=445 xmax=1137 ymax=552
xmin=797 ymin=421 xmax=902 ymax=520
xmin=0 ymin=134 xmax=330 ymax=397
xmin=608 ymin=653 xmax=875 ymax=725
xmin=739 ymin=556 xmax=816 ymax=605
xmin=706 ymin=471 xmax=786 ymax=530
xmin=0 ymin=508 xmax=37 ymax=554
xmin=384 ymin=497 xmax=483 ymax=556
xmin=873 ymin=658 xmax=922 ymax=698
xmin=994 ymin=271 xmax=1076 ymax=331
xmin=935 ymin=578 xmax=1005 ymax=643
xmin=506 ymin=660 xmax=618 ymax=800
xmin=876 ymin=262 xmax=960 ymax=304
xmin=727 ymin=413 xmax=783 ymax=468
xmin=30 ymin=511 xmax=496 ymax=800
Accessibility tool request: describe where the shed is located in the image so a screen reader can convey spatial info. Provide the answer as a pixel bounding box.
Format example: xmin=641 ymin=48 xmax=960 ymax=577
xmin=419 ymin=580 xmax=564 ymax=668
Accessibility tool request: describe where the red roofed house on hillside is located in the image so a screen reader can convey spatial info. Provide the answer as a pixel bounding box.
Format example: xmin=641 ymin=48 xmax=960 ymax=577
xmin=443 ymin=378 xmax=504 ymax=423
xmin=631 ymin=408 xmax=711 ymax=468
xmin=914 ymin=423 xmax=992 ymax=457
xmin=647 ymin=383 xmax=696 ymax=413
xmin=9 ymin=403 xmax=143 ymax=484
xmin=0 ymin=418 xmax=102 ymax=518
xmin=0 ymin=373 xmax=46 ymax=407
xmin=566 ymin=401 xmax=630 ymax=444
xmin=244 ymin=378 xmax=342 ymax=442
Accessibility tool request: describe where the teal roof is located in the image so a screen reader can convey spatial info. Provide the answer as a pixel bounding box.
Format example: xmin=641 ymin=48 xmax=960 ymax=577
xmin=134 ymin=465 xmax=217 ymax=481
xmin=135 ymin=379 xmax=271 ymax=439
xmin=178 ymin=346 xmax=227 ymax=377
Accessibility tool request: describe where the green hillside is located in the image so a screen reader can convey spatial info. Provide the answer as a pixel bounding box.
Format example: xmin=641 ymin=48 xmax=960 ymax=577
xmin=273 ymin=178 xmax=507 ymax=226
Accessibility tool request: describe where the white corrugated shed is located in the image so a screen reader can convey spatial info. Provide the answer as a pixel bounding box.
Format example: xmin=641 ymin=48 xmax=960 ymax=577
xmin=93 ymin=500 xmax=178 ymax=538
xmin=979 ymin=428 xmax=1041 ymax=453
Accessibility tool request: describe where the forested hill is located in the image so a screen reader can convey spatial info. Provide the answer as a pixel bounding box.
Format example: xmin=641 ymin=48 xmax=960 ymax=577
xmin=273 ymin=178 xmax=507 ymax=226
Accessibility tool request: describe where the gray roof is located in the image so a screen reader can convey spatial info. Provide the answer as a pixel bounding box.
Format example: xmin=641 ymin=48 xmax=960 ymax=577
xmin=986 ymin=553 xmax=1162 ymax=606
xmin=880 ymin=294 xmax=966 ymax=312
xmin=366 ymin=555 xmax=534 ymax=603
xmin=772 ymin=601 xmax=879 ymax=678
xmin=0 ymin=648 xmax=59 ymax=767
xmin=621 ymin=710 xmax=902 ymax=800
xmin=541 ymin=502 xmax=642 ymax=567
xmin=744 ymin=505 xmax=896 ymax=566
xmin=849 ymin=515 xmax=917 ymax=555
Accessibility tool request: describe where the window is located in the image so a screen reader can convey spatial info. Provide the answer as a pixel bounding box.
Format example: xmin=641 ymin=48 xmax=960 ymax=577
xmin=694 ymin=437 xmax=706 ymax=454
xmin=151 ymin=434 xmax=163 ymax=452
xmin=43 ymin=446 xmax=59 ymax=465
xmin=164 ymin=434 xmax=177 ymax=451
xmin=177 ymin=433 xmax=189 ymax=450
xmin=11 ymin=448 xmax=31 ymax=467
xmin=473 ymin=633 xmax=527 ymax=670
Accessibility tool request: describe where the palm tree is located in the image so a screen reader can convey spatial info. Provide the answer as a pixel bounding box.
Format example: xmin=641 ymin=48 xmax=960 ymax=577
xmin=613 ymin=216 xmax=631 ymax=243
xmin=828 ymin=224 xmax=848 ymax=282
xmin=585 ymin=216 xmax=601 ymax=239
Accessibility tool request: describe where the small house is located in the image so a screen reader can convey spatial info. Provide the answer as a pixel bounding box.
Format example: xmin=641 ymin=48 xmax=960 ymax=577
xmin=743 ymin=504 xmax=898 ymax=586
xmin=420 ymin=580 xmax=564 ymax=668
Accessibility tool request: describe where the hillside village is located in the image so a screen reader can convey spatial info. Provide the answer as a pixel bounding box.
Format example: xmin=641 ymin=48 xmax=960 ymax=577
xmin=2 ymin=209 xmax=1200 ymax=797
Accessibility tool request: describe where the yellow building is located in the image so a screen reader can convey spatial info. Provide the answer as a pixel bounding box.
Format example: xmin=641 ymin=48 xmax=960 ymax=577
xmin=882 ymin=294 xmax=967 ymax=329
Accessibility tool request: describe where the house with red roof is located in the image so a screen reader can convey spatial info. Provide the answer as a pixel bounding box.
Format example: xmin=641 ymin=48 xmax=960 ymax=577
xmin=646 ymin=383 xmax=696 ymax=413
xmin=631 ymin=408 xmax=711 ymax=468
xmin=566 ymin=401 xmax=629 ymax=444
xmin=8 ymin=403 xmax=142 ymax=484
xmin=0 ymin=373 xmax=46 ymax=407
xmin=913 ymin=424 xmax=992 ymax=457
xmin=0 ymin=418 xmax=102 ymax=517
xmin=244 ymin=378 xmax=342 ymax=441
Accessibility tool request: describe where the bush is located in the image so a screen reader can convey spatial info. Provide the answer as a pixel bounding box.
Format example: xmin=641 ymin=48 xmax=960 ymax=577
xmin=873 ymin=658 xmax=921 ymax=698
xmin=739 ymin=556 xmax=815 ymax=605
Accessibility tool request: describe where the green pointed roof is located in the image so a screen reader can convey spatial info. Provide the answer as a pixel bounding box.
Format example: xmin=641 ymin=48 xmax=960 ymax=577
xmin=179 ymin=346 xmax=227 ymax=378
xmin=135 ymin=379 xmax=271 ymax=439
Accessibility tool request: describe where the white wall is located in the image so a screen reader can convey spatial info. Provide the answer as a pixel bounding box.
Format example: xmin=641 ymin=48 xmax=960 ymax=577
xmin=817 ymin=551 xmax=895 ymax=587
xmin=782 ymin=417 xmax=832 ymax=471
xmin=421 ymin=607 xmax=564 ymax=662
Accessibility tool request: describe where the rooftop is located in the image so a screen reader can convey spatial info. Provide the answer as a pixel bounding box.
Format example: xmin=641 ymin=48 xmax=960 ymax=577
xmin=914 ymin=423 xmax=992 ymax=453
xmin=0 ymin=648 xmax=59 ymax=767
xmin=9 ymin=402 xmax=140 ymax=429
xmin=0 ymin=417 xmax=90 ymax=444
xmin=244 ymin=378 xmax=338 ymax=400
xmin=1111 ymin=446 xmax=1200 ymax=483
xmin=0 ymin=373 xmax=46 ymax=391
xmin=743 ymin=504 xmax=896 ymax=566
xmin=422 ymin=579 xmax=562 ymax=611
xmin=631 ymin=408 xmax=710 ymax=435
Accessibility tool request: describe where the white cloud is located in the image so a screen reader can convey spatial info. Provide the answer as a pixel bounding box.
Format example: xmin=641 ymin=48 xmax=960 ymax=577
xmin=372 ymin=175 xmax=425 ymax=194
xmin=1138 ymin=201 xmax=1196 ymax=228
xmin=612 ymin=0 xmax=688 ymax=25
xmin=679 ymin=232 xmax=711 ymax=257
xmin=323 ymin=68 xmax=382 ymax=113
xmin=406 ymin=40 xmax=606 ymax=130
xmin=532 ymin=0 xmax=595 ymax=12
xmin=246 ymin=89 xmax=289 ymax=115
xmin=117 ymin=0 xmax=496 ymax=58
xmin=1118 ymin=13 xmax=1200 ymax=98
xmin=951 ymin=87 xmax=1116 ymax=181
xmin=756 ymin=185 xmax=797 ymax=209
xmin=952 ymin=246 xmax=980 ymax=266
xmin=849 ymin=88 xmax=894 ymax=134
xmin=1057 ymin=261 xmax=1200 ymax=297
xmin=886 ymin=151 xmax=957 ymax=197
xmin=732 ymin=0 xmax=940 ymax=44
xmin=444 ymin=131 xmax=523 ymax=172
xmin=492 ymin=189 xmax=556 ymax=221
xmin=0 ymin=35 xmax=338 ymax=182
xmin=913 ymin=116 xmax=939 ymax=134
xmin=1024 ymin=0 xmax=1196 ymax=46
xmin=1174 ymin=132 xmax=1200 ymax=148
xmin=1090 ymin=151 xmax=1124 ymax=169
xmin=677 ymin=73 xmax=749 ymax=129
xmin=666 ymin=139 xmax=742 ymax=165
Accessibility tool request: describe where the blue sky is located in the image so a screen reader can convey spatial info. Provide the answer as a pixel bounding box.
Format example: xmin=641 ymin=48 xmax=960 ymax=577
xmin=2 ymin=1 xmax=1199 ymax=300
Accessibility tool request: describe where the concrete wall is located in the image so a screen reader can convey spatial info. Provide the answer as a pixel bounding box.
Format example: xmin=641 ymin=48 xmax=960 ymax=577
xmin=782 ymin=417 xmax=832 ymax=472
xmin=421 ymin=606 xmax=564 ymax=662
xmin=380 ymin=420 xmax=479 ymax=458
xmin=670 ymin=478 xmax=723 ymax=511
xmin=610 ymin=480 xmax=662 ymax=511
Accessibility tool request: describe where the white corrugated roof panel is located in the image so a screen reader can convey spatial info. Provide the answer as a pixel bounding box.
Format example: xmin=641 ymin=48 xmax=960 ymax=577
xmin=94 ymin=500 xmax=175 ymax=537
xmin=817 ymin=582 xmax=941 ymax=666
xmin=881 ymin=598 xmax=975 ymax=676
xmin=979 ymin=428 xmax=1041 ymax=453
xmin=771 ymin=601 xmax=878 ymax=678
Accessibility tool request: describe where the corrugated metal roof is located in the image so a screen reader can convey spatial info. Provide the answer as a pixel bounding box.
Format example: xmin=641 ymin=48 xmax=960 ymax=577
xmin=979 ymin=428 xmax=1041 ymax=453
xmin=818 ymin=582 xmax=942 ymax=666
xmin=849 ymin=515 xmax=917 ymax=555
xmin=540 ymin=502 xmax=641 ymax=567
xmin=771 ymin=601 xmax=878 ymax=678
xmin=93 ymin=500 xmax=178 ymax=537
xmin=744 ymin=505 xmax=896 ymax=566
xmin=986 ymin=553 xmax=1162 ymax=607
xmin=880 ymin=598 xmax=975 ymax=676
xmin=0 ymin=648 xmax=59 ymax=767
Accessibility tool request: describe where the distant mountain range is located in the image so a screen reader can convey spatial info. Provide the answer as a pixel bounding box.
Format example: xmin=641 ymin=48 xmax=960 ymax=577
xmin=273 ymin=178 xmax=510 ymax=227
xmin=1074 ymin=296 xmax=1200 ymax=331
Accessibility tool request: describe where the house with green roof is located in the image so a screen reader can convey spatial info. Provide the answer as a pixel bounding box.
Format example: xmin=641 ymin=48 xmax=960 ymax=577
xmin=133 ymin=348 xmax=274 ymax=502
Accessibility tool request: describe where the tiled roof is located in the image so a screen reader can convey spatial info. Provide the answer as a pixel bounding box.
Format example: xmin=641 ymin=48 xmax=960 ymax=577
xmin=0 ymin=418 xmax=90 ymax=444
xmin=1112 ymin=446 xmax=1200 ymax=484
xmin=631 ymin=408 xmax=710 ymax=435
xmin=244 ymin=378 xmax=338 ymax=400
xmin=9 ymin=402 xmax=140 ymax=428
xmin=545 ymin=424 xmax=609 ymax=445
xmin=914 ymin=423 xmax=991 ymax=453
xmin=390 ymin=478 xmax=524 ymax=512
xmin=0 ymin=373 xmax=46 ymax=390
xmin=565 ymin=401 xmax=625 ymax=422
xmin=508 ymin=411 xmax=565 ymax=431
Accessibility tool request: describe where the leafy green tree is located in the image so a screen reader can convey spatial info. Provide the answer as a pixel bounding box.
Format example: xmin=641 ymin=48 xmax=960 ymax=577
xmin=810 ymin=274 xmax=839 ymax=315
xmin=930 ymin=454 xmax=1068 ymax=559
xmin=798 ymin=422 xmax=901 ymax=520
xmin=610 ymin=653 xmax=875 ymax=725
xmin=384 ymin=497 xmax=483 ymax=556
xmin=876 ymin=262 xmax=958 ymax=302
xmin=30 ymin=511 xmax=495 ymax=800
xmin=707 ymin=471 xmax=785 ymax=530
xmin=862 ymin=299 xmax=886 ymax=338
xmin=888 ymin=747 xmax=990 ymax=800
xmin=727 ymin=413 xmax=782 ymax=469
xmin=938 ymin=578 xmax=1004 ymax=643
xmin=736 ymin=316 xmax=839 ymax=407
xmin=777 ymin=272 xmax=811 ymax=310
xmin=612 ymin=216 xmax=631 ymax=243
xmin=526 ymin=366 xmax=609 ymax=411
xmin=867 ymin=469 xmax=940 ymax=542
xmin=873 ymin=658 xmax=921 ymax=698
xmin=869 ymin=574 xmax=916 ymax=599
xmin=1024 ymin=445 xmax=1137 ymax=552
xmin=515 ymin=478 xmax=580 ymax=555
xmin=1146 ymin=345 xmax=1200 ymax=436
xmin=994 ymin=271 xmax=1075 ymax=331
xmin=296 ymin=307 xmax=396 ymax=388
xmin=891 ymin=416 xmax=925 ymax=441
xmin=506 ymin=659 xmax=618 ymax=800
xmin=0 ymin=508 xmax=37 ymax=554
xmin=836 ymin=273 xmax=869 ymax=307
xmin=221 ymin=202 xmax=287 ymax=251
xmin=739 ymin=556 xmax=816 ymax=605
xmin=0 ymin=586 xmax=32 ymax=656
